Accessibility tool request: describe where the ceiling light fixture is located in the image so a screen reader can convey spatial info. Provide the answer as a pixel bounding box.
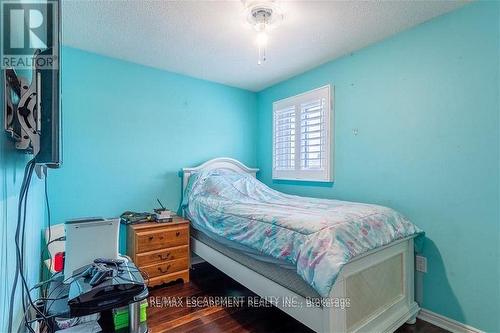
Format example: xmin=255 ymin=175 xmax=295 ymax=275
xmin=245 ymin=1 xmax=283 ymax=65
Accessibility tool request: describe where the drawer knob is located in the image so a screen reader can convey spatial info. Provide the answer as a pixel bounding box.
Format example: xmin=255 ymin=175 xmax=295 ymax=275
xmin=176 ymin=232 xmax=180 ymax=237
xmin=158 ymin=253 xmax=170 ymax=260
xmin=148 ymin=236 xmax=154 ymax=241
xmin=158 ymin=264 xmax=171 ymax=273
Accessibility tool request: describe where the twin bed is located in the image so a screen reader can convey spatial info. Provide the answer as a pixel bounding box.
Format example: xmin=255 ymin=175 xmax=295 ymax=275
xmin=182 ymin=157 xmax=420 ymax=333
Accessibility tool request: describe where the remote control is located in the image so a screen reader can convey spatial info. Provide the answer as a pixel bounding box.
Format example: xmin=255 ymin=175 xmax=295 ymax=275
xmin=93 ymin=258 xmax=125 ymax=265
xmin=89 ymin=268 xmax=114 ymax=286
xmin=81 ymin=265 xmax=96 ymax=278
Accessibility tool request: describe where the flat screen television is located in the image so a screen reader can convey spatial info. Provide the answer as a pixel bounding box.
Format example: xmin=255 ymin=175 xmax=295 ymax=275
xmin=2 ymin=0 xmax=61 ymax=168
xmin=36 ymin=47 xmax=61 ymax=168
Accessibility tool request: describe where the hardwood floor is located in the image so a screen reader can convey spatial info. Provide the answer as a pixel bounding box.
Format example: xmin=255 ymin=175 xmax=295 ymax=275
xmin=147 ymin=263 xmax=448 ymax=333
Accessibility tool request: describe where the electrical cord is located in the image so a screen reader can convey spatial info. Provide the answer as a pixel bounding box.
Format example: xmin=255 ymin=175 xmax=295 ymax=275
xmin=8 ymin=158 xmax=35 ymax=333
xmin=18 ymin=161 xmax=46 ymax=332
xmin=20 ymin=163 xmax=31 ymax=325
xmin=21 ymin=162 xmax=44 ymax=332
xmin=7 ymin=159 xmax=51 ymax=333
xmin=22 ymin=168 xmax=57 ymax=332
xmin=20 ymin=157 xmax=36 ymax=321
xmin=47 ymin=236 xmax=65 ymax=245
xmin=41 ymin=174 xmax=52 ymax=296
xmin=29 ymin=272 xmax=63 ymax=292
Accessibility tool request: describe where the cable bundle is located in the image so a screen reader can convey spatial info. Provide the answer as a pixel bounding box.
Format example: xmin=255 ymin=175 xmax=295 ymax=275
xmin=7 ymin=159 xmax=52 ymax=332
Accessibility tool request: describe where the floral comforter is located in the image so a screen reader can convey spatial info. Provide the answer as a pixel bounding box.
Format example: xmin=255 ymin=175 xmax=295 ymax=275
xmin=182 ymin=169 xmax=422 ymax=297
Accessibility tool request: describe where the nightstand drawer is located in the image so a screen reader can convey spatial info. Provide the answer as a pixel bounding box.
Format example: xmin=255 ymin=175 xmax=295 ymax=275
xmin=141 ymin=258 xmax=188 ymax=278
xmin=136 ymin=226 xmax=189 ymax=252
xmin=135 ymin=245 xmax=189 ymax=267
xmin=148 ymin=270 xmax=189 ymax=287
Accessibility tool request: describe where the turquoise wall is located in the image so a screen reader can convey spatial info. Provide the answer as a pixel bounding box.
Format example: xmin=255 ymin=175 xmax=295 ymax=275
xmin=0 ymin=76 xmax=45 ymax=330
xmin=49 ymin=47 xmax=257 ymax=250
xmin=256 ymin=2 xmax=499 ymax=331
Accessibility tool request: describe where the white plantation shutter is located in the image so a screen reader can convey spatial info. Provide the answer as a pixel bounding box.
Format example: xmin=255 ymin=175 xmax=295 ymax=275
xmin=272 ymin=85 xmax=333 ymax=182
xmin=300 ymin=99 xmax=326 ymax=170
xmin=274 ymin=106 xmax=296 ymax=170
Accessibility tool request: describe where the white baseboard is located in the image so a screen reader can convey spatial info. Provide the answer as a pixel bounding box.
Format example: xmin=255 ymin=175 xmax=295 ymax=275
xmin=418 ymin=308 xmax=484 ymax=333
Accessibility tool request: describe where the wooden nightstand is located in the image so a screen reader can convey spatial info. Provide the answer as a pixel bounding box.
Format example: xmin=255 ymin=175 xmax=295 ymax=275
xmin=127 ymin=217 xmax=190 ymax=287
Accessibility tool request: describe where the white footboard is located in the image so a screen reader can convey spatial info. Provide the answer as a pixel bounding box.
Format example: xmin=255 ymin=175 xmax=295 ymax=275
xmin=191 ymin=236 xmax=419 ymax=333
xmin=324 ymin=237 xmax=419 ymax=333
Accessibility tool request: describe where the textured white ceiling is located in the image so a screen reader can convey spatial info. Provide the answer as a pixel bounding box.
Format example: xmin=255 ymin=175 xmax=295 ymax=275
xmin=62 ymin=0 xmax=468 ymax=91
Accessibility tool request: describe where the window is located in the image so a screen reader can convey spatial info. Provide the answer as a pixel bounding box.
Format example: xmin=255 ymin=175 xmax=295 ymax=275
xmin=272 ymin=85 xmax=333 ymax=182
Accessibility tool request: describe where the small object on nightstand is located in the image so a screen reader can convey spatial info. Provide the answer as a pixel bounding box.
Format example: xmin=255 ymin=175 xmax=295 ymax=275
xmin=154 ymin=198 xmax=173 ymax=222
xmin=153 ymin=209 xmax=173 ymax=222
xmin=127 ymin=217 xmax=190 ymax=287
xmin=120 ymin=211 xmax=156 ymax=225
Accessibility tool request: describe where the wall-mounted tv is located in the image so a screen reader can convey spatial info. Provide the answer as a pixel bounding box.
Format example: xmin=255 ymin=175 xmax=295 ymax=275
xmin=35 ymin=48 xmax=61 ymax=168
xmin=2 ymin=0 xmax=61 ymax=168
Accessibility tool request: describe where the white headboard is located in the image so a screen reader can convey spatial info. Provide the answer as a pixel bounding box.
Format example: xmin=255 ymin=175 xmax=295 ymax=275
xmin=182 ymin=157 xmax=259 ymax=190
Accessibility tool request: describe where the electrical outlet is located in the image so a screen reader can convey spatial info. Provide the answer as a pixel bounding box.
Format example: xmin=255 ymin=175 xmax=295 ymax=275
xmin=416 ymin=255 xmax=427 ymax=273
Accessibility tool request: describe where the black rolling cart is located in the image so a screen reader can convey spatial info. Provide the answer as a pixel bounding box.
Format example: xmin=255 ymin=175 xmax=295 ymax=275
xmin=45 ymin=260 xmax=148 ymax=333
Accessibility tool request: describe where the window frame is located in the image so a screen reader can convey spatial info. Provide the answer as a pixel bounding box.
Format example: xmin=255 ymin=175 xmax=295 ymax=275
xmin=272 ymin=85 xmax=333 ymax=182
